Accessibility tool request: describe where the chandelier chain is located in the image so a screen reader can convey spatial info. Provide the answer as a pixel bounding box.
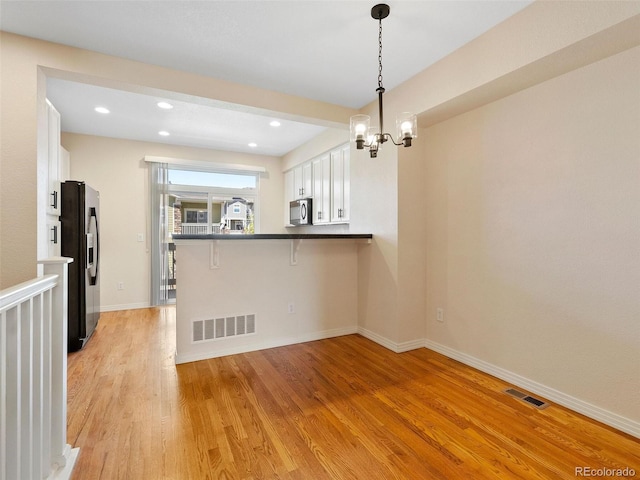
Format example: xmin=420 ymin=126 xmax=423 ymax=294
xmin=377 ymin=18 xmax=383 ymax=89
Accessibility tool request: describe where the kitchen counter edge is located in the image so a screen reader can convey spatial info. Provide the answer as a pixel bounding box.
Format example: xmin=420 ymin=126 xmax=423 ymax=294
xmin=172 ymin=233 xmax=373 ymax=241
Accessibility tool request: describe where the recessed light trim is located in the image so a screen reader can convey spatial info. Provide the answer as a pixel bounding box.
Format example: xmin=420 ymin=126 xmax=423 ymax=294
xmin=269 ymin=120 xmax=281 ymax=127
xmin=94 ymin=106 xmax=110 ymax=114
xmin=248 ymin=142 xmax=257 ymax=148
xmin=158 ymin=131 xmax=170 ymax=136
xmin=157 ymin=101 xmax=174 ymax=110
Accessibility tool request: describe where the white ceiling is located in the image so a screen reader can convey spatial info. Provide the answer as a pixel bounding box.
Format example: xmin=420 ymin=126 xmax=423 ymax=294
xmin=0 ymin=0 xmax=532 ymax=156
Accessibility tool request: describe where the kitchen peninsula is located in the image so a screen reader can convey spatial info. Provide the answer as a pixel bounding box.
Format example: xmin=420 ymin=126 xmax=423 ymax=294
xmin=172 ymin=233 xmax=372 ymax=364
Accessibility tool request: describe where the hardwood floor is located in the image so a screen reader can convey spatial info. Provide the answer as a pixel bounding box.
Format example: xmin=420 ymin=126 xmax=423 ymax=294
xmin=67 ymin=307 xmax=639 ymax=479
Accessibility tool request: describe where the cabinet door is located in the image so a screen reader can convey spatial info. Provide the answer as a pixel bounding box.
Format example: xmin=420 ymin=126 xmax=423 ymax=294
xmin=293 ymin=166 xmax=303 ymax=198
xmin=331 ymin=146 xmax=350 ymax=223
xmin=46 ymin=100 xmax=61 ymax=216
xmin=293 ymin=162 xmax=313 ymax=199
xmin=302 ymin=162 xmax=312 ymax=198
xmin=284 ymin=169 xmax=294 ymax=225
xmin=46 ymin=217 xmax=61 ymax=258
xmin=341 ymin=146 xmax=350 ymax=222
xmin=312 ymin=154 xmax=331 ymax=224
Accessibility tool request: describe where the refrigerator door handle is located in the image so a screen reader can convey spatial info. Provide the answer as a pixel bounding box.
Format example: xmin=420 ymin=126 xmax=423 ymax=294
xmin=88 ymin=207 xmax=99 ymax=286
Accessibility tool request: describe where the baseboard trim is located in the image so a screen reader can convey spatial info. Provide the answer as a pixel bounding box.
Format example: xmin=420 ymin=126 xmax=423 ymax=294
xmin=175 ymin=326 xmax=358 ymax=364
xmin=101 ymin=302 xmax=151 ymax=312
xmin=357 ymin=327 xmax=424 ymax=353
xmin=423 ymin=339 xmax=640 ymax=439
xmin=357 ymin=327 xmax=399 ymax=352
xmin=50 ymin=444 xmax=79 ymax=480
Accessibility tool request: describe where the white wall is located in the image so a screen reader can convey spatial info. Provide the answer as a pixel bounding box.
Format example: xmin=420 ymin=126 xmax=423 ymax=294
xmin=424 ymin=46 xmax=640 ymax=425
xmin=62 ymin=133 xmax=284 ymax=310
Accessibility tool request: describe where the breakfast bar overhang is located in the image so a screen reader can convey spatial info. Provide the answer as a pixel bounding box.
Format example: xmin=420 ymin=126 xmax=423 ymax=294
xmin=172 ymin=234 xmax=372 ymax=364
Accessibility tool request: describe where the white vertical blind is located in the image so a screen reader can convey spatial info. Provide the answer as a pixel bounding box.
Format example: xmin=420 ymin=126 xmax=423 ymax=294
xmin=149 ymin=162 xmax=169 ymax=306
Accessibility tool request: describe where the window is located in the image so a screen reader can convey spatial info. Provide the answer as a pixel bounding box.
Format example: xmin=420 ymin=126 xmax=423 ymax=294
xmin=168 ymin=169 xmax=256 ymax=189
xmin=184 ymin=208 xmax=208 ymax=224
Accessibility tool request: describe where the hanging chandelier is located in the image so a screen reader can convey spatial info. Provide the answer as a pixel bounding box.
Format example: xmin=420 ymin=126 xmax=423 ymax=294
xmin=350 ymin=3 xmax=417 ymax=158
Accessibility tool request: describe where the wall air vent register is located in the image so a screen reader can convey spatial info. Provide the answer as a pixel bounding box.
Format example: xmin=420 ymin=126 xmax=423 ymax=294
xmin=192 ymin=314 xmax=256 ymax=343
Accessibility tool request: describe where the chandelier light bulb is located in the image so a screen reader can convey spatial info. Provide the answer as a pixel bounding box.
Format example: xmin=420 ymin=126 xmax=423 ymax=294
xmin=355 ymin=123 xmax=367 ymax=136
xmin=396 ymin=112 xmax=417 ymax=147
xmin=350 ymin=114 xmax=371 ymax=149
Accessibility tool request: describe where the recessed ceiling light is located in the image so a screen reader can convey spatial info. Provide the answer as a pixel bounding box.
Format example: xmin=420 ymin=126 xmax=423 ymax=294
xmin=157 ymin=101 xmax=173 ymax=110
xmin=248 ymin=142 xmax=257 ymax=148
xmin=269 ymin=120 xmax=281 ymax=127
xmin=94 ymin=107 xmax=110 ymax=114
xmin=158 ymin=131 xmax=170 ymax=136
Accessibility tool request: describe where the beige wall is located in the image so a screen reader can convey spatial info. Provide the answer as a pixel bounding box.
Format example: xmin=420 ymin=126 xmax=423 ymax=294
xmin=175 ymin=239 xmax=359 ymax=363
xmin=62 ymin=133 xmax=283 ymax=310
xmin=0 ymin=31 xmax=355 ymax=288
xmin=282 ymin=128 xmax=348 ymax=172
xmin=424 ymin=46 xmax=640 ymax=423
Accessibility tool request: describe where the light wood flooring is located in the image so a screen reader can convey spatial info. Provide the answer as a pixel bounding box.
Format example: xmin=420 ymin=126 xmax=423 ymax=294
xmin=67 ymin=307 xmax=639 ymax=479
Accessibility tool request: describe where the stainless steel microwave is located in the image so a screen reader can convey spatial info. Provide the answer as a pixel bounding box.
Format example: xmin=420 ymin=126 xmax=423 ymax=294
xmin=289 ymin=198 xmax=312 ymax=226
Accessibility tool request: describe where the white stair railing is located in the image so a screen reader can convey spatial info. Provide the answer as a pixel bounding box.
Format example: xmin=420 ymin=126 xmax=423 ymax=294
xmin=0 ymin=257 xmax=79 ymax=480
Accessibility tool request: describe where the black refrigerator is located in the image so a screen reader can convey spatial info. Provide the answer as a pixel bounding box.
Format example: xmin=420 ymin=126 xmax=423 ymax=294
xmin=60 ymin=181 xmax=101 ymax=352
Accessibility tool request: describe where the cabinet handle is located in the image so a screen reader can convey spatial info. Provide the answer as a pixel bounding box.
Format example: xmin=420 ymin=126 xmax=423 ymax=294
xmin=51 ymin=225 xmax=58 ymax=244
xmin=338 ymin=208 xmax=343 ymax=218
xmin=50 ymin=190 xmax=58 ymax=209
xmin=318 ymin=211 xmax=322 ymax=220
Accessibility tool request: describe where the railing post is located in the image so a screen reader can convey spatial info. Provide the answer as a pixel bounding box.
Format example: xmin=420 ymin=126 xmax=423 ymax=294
xmin=38 ymin=257 xmax=75 ymax=475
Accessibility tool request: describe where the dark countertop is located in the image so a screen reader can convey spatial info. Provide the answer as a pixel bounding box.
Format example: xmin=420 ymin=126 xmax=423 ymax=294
xmin=172 ymin=233 xmax=373 ymax=241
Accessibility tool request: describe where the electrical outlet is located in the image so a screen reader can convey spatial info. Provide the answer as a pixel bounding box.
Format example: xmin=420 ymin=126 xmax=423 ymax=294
xmin=117 ymin=282 xmax=124 ymax=291
xmin=287 ymin=303 xmax=295 ymax=314
xmin=437 ymin=308 xmax=444 ymax=322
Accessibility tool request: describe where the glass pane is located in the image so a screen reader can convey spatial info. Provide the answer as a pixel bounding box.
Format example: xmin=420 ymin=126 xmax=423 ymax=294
xmin=219 ymin=197 xmax=254 ymax=234
xmin=172 ymin=193 xmax=209 ymax=235
xmin=168 ymin=169 xmax=256 ymax=189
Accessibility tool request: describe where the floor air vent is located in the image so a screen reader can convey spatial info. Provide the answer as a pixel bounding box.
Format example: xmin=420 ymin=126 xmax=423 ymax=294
xmin=504 ymin=388 xmax=550 ymax=410
xmin=193 ymin=314 xmax=256 ymax=343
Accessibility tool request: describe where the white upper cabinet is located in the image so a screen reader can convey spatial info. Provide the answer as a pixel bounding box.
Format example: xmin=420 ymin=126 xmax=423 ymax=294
xmin=45 ymin=99 xmax=63 ymax=257
xmin=312 ymin=153 xmax=331 ymax=224
xmin=330 ymin=145 xmax=350 ymax=223
xmin=293 ymin=162 xmax=312 ymax=199
xmin=284 ymin=169 xmax=295 ymax=225
xmin=284 ymin=142 xmax=350 ymax=226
